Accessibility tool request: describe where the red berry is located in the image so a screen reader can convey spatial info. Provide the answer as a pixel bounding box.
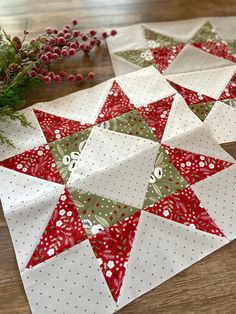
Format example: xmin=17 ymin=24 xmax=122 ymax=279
xmin=60 ymin=71 xmax=66 ymax=78
xmin=96 ymin=39 xmax=101 ymax=46
xmin=58 ymin=31 xmax=64 ymax=37
xmin=80 ymin=43 xmax=86 ymax=51
xmin=41 ymin=70 xmax=48 ymax=76
xmin=65 ymin=33 xmax=71 ymax=39
xmin=64 ymin=25 xmax=70 ymax=30
xmin=52 ymin=53 xmax=59 ymax=59
xmin=58 ymin=37 xmax=65 ymax=45
xmin=70 ymin=42 xmax=77 ymax=49
xmin=29 ymin=70 xmax=37 ymax=77
xmin=67 ymin=74 xmax=75 ymax=81
xmin=101 ymin=32 xmax=108 ymax=38
xmin=88 ymin=72 xmax=95 ymax=79
xmin=69 ymin=48 xmax=76 ymax=55
xmin=54 ymin=75 xmax=61 ymax=83
xmin=61 ymin=49 xmax=69 ymax=57
xmin=110 ymin=29 xmax=117 ymax=36
xmin=53 ymin=29 xmax=58 ymax=34
xmin=40 ymin=55 xmax=48 ymax=63
xmin=72 ymin=19 xmax=78 ymax=25
xmin=43 ymin=76 xmax=51 ymax=84
xmin=44 ymin=45 xmax=51 ymax=52
xmin=72 ymin=30 xmax=79 ymax=38
xmin=63 ymin=28 xmax=69 ymax=34
xmin=46 ymin=52 xmax=53 ymax=59
xmin=53 ymin=47 xmax=60 ymax=54
xmin=90 ymin=40 xmax=96 ymax=46
xmin=48 ymin=71 xmax=55 ymax=78
xmin=76 ymin=74 xmax=83 ymax=81
xmin=49 ymin=38 xmax=56 ymax=45
xmin=82 ymin=35 xmax=88 ymax=41
xmin=46 ymin=28 xmax=53 ymax=34
xmin=89 ymin=30 xmax=97 ymax=36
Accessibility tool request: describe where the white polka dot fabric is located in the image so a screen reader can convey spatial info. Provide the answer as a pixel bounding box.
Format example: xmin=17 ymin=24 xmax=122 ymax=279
xmin=21 ymin=240 xmax=116 ymax=314
xmin=162 ymin=93 xmax=202 ymax=142
xmin=0 ymin=166 xmax=64 ymax=211
xmin=4 ymin=187 xmax=64 ymax=272
xmin=191 ymin=165 xmax=236 ymax=240
xmin=68 ymin=127 xmax=160 ymax=208
xmin=32 ymin=79 xmax=113 ymax=124
xmin=117 ymin=211 xmax=229 ymax=310
xmin=164 ymin=44 xmax=234 ymax=75
xmin=116 ymin=66 xmax=176 ymax=107
xmin=204 ymin=101 xmax=236 ymax=143
xmin=165 ymin=65 xmax=236 ymax=99
xmin=0 ymin=108 xmax=46 ymax=161
xmin=162 ymin=125 xmax=235 ymax=163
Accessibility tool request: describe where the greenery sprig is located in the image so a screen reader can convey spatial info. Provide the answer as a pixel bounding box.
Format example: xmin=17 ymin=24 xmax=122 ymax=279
xmin=0 ymin=20 xmax=117 ymax=147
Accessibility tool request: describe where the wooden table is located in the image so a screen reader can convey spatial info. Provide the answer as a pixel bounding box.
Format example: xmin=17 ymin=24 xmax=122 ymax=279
xmin=0 ymin=1 xmax=236 ymax=313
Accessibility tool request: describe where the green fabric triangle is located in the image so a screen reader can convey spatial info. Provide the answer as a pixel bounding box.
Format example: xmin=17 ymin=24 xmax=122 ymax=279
xmin=49 ymin=129 xmax=92 ymax=183
xmin=143 ymin=145 xmax=188 ymax=208
xmin=115 ymin=48 xmax=154 ymax=68
xmin=227 ymin=40 xmax=236 ymax=55
xmin=189 ymin=101 xmax=215 ymax=121
xmin=68 ymin=188 xmax=140 ymax=236
xmin=99 ymin=109 xmax=159 ymax=142
xmin=143 ymin=27 xmax=183 ymax=47
xmin=191 ymin=21 xmax=219 ymax=42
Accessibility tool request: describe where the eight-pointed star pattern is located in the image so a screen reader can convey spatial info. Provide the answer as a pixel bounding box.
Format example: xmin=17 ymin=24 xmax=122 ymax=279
xmin=0 ymin=79 xmax=235 ymax=304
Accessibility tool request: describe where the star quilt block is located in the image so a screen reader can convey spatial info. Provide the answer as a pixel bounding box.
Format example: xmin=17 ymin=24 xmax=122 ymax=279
xmin=0 ymin=67 xmax=236 ymax=314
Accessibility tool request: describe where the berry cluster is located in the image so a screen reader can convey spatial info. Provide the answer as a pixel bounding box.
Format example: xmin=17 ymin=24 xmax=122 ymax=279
xmin=27 ymin=19 xmax=117 ymax=84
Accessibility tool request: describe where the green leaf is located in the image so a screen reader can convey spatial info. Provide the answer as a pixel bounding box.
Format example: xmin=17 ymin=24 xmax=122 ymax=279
xmin=152 ymin=184 xmax=162 ymax=197
xmin=155 ymin=151 xmax=163 ymax=167
xmin=95 ymin=215 xmax=110 ymax=228
xmin=56 ymin=144 xmax=65 ymax=157
xmin=73 ymin=199 xmax=84 ymax=208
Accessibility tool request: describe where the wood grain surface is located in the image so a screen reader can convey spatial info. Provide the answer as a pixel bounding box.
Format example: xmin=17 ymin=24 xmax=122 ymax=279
xmin=0 ymin=1 xmax=236 ymax=313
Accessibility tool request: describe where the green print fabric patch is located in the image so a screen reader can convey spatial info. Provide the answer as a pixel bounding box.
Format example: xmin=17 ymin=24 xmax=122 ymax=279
xmin=143 ymin=145 xmax=188 ymax=208
xmin=191 ymin=21 xmax=219 ymax=42
xmin=189 ymin=102 xmax=215 ymax=121
xmin=49 ymin=129 xmax=92 ymax=183
xmin=98 ymin=109 xmax=159 ymax=142
xmin=143 ymin=27 xmax=183 ymax=47
xmin=116 ymin=49 xmax=154 ymax=68
xmin=68 ymin=187 xmax=141 ymax=236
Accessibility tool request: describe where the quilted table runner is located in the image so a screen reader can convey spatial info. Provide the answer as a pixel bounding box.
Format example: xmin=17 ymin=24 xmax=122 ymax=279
xmin=0 ymin=67 xmax=236 ymax=314
xmin=107 ymin=16 xmax=236 ymax=144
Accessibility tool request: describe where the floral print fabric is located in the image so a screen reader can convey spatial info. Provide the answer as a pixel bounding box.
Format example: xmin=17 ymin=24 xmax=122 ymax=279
xmin=89 ymin=211 xmax=141 ymax=301
xmin=0 ymin=144 xmax=63 ymax=184
xmin=27 ymin=188 xmax=87 ymax=268
xmin=144 ymin=186 xmax=224 ymax=237
xmin=163 ymin=145 xmax=233 ymax=185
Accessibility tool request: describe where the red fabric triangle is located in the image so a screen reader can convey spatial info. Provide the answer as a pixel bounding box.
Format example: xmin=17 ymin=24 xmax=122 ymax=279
xmin=95 ymin=80 xmax=134 ymax=124
xmin=219 ymin=72 xmax=236 ymax=100
xmin=89 ymin=211 xmax=141 ymax=302
xmin=0 ymin=144 xmax=64 ymax=184
xmin=151 ymin=44 xmax=184 ymax=73
xmin=192 ymin=41 xmax=236 ymax=62
xmin=168 ymin=81 xmax=215 ymax=105
xmin=163 ymin=144 xmax=233 ymax=185
xmin=34 ymin=109 xmax=91 ymax=143
xmin=144 ymin=186 xmax=224 ymax=237
xmin=138 ymin=95 xmax=174 ymax=142
xmin=27 ymin=188 xmax=87 ymax=268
